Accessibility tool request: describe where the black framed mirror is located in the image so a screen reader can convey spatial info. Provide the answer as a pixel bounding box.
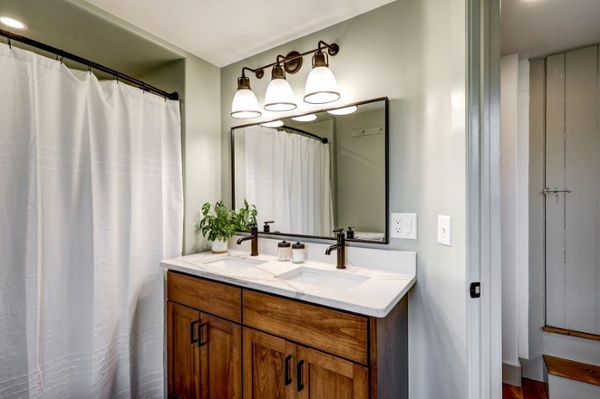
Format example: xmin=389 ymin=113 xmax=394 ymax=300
xmin=231 ymin=97 xmax=389 ymax=244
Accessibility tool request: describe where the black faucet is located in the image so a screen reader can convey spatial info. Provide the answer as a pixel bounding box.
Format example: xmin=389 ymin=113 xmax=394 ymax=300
xmin=325 ymin=228 xmax=346 ymax=269
xmin=236 ymin=224 xmax=259 ymax=256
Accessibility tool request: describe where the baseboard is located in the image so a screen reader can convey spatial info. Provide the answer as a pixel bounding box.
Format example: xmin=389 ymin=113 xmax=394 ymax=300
xmin=503 ymin=362 xmax=522 ymax=386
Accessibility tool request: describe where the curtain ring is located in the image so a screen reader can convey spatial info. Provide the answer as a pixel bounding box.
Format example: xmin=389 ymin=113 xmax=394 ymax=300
xmin=7 ymin=32 xmax=11 ymax=49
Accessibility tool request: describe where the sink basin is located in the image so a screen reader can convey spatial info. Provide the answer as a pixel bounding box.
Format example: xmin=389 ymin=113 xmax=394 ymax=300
xmin=276 ymin=267 xmax=369 ymax=291
xmin=203 ymin=256 xmax=267 ymax=271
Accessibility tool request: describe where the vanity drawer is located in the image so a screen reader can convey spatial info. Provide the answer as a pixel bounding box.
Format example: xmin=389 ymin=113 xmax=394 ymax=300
xmin=167 ymin=271 xmax=242 ymax=323
xmin=243 ymin=290 xmax=369 ymax=364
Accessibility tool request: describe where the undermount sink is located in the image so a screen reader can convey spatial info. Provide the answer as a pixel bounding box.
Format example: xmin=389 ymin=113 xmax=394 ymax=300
xmin=203 ymin=256 xmax=267 ymax=270
xmin=276 ymin=267 xmax=369 ymax=291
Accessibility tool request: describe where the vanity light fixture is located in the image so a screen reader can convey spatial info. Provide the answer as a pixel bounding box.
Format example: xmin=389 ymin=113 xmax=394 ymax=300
xmin=264 ymin=61 xmax=296 ymax=112
xmin=292 ymin=114 xmax=317 ymax=122
xmin=231 ymin=72 xmax=262 ymax=119
xmin=327 ymin=105 xmax=358 ymax=116
xmin=304 ymin=48 xmax=340 ymax=104
xmin=0 ymin=16 xmax=27 ymax=30
xmin=231 ymin=40 xmax=340 ymax=119
xmin=260 ymin=120 xmax=284 ymax=128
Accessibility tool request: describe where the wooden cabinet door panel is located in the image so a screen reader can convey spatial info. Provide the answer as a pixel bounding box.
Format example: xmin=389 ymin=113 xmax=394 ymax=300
xmin=297 ymin=345 xmax=368 ymax=399
xmin=200 ymin=313 xmax=241 ymax=399
xmin=167 ymin=301 xmax=201 ymax=399
xmin=243 ymin=328 xmax=296 ymax=399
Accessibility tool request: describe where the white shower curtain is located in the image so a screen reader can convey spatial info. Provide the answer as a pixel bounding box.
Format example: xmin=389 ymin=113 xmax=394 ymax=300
xmin=244 ymin=126 xmax=333 ymax=236
xmin=0 ymin=44 xmax=183 ymax=398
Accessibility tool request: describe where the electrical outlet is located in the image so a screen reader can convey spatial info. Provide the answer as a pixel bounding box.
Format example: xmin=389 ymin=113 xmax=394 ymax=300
xmin=391 ymin=213 xmax=417 ymax=239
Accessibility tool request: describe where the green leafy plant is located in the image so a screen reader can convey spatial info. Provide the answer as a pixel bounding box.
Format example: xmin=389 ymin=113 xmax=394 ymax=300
xmin=199 ymin=200 xmax=237 ymax=242
xmin=232 ymin=199 xmax=258 ymax=231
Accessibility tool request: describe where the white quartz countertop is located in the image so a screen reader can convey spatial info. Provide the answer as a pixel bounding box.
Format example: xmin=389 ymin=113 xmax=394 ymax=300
xmin=161 ymin=248 xmax=416 ymax=318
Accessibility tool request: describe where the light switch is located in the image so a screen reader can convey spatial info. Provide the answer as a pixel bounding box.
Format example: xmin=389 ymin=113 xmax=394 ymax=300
xmin=437 ymin=215 xmax=452 ymax=246
xmin=391 ymin=213 xmax=417 ymax=239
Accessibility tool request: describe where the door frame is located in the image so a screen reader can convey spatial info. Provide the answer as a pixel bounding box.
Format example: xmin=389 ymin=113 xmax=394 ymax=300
xmin=466 ymin=0 xmax=502 ymax=398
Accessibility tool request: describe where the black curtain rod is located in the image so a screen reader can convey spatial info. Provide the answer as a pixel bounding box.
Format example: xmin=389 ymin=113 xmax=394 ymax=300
xmin=280 ymin=125 xmax=328 ymax=144
xmin=0 ymin=28 xmax=179 ymax=100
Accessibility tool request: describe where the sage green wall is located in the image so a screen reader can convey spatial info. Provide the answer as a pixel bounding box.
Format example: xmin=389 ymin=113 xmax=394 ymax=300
xmin=220 ymin=1 xmax=467 ymax=398
xmin=142 ymin=56 xmax=222 ymax=255
xmin=181 ymin=57 xmax=222 ymax=254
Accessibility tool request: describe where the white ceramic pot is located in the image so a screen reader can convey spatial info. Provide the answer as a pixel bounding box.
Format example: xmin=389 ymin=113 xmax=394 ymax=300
xmin=211 ymin=239 xmax=228 ymax=254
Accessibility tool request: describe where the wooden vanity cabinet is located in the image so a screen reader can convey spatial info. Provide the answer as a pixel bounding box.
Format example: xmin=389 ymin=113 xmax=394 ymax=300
xmin=166 ymin=270 xmax=408 ymax=399
xmin=243 ymin=328 xmax=369 ymax=399
xmin=167 ymin=272 xmax=242 ymax=399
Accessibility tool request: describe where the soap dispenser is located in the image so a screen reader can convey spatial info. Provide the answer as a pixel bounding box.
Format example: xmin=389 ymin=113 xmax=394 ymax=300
xmin=292 ymin=242 xmax=306 ymax=264
xmin=277 ymin=240 xmax=291 ymax=261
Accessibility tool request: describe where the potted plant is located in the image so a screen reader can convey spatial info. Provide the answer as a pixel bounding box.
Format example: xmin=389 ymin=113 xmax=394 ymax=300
xmin=199 ymin=200 xmax=237 ymax=253
xmin=199 ymin=199 xmax=258 ymax=253
xmin=232 ymin=199 xmax=258 ymax=231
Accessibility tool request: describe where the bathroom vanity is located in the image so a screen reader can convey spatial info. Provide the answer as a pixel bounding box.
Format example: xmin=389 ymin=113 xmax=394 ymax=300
xmin=161 ymin=246 xmax=415 ymax=399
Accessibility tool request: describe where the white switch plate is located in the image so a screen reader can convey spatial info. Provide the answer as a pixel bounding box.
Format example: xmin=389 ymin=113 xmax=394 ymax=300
xmin=437 ymin=215 xmax=452 ymax=246
xmin=391 ymin=213 xmax=417 ymax=239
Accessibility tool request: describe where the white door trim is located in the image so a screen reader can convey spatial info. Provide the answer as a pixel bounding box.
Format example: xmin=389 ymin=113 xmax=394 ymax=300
xmin=467 ymin=0 xmax=502 ymax=398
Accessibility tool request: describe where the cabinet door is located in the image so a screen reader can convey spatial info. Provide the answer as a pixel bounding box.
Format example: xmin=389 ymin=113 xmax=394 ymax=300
xmin=243 ymin=328 xmax=297 ymax=399
xmin=296 ymin=345 xmax=368 ymax=399
xmin=199 ymin=313 xmax=241 ymax=399
xmin=167 ymin=301 xmax=201 ymax=399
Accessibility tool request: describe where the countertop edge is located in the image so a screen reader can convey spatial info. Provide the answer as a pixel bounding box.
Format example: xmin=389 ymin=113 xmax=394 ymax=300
xmin=161 ymin=258 xmax=416 ymax=318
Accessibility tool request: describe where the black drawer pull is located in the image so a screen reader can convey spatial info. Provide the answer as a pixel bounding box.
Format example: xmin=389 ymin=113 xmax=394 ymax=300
xmin=284 ymin=355 xmax=292 ymax=386
xmin=198 ymin=322 xmax=208 ymax=347
xmin=190 ymin=320 xmax=199 ymax=345
xmin=297 ymin=360 xmax=305 ymax=392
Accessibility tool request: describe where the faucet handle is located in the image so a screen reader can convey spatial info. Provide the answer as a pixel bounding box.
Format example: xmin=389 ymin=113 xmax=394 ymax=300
xmin=346 ymin=226 xmax=355 ymax=239
xmin=332 ymin=227 xmax=344 ymax=234
xmin=263 ymin=221 xmax=274 ymax=232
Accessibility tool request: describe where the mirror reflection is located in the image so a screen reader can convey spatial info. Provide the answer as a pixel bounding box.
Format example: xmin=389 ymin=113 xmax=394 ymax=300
xmin=232 ymin=97 xmax=388 ymax=243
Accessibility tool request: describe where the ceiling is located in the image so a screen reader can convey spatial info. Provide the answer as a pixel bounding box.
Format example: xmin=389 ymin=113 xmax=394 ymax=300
xmin=0 ymin=0 xmax=183 ymax=75
xmin=502 ymin=0 xmax=600 ymax=59
xmin=82 ymin=0 xmax=396 ymax=67
xmin=0 ymin=0 xmax=395 ymax=74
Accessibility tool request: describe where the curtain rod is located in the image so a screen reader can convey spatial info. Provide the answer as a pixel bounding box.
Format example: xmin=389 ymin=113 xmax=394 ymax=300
xmin=280 ymin=125 xmax=328 ymax=144
xmin=0 ymin=28 xmax=179 ymax=100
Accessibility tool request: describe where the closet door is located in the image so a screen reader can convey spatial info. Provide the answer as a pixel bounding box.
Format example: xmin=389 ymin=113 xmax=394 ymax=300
xmin=545 ymin=46 xmax=600 ymax=334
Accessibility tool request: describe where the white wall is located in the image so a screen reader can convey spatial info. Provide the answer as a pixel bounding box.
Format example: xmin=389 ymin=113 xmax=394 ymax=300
xmin=500 ymin=54 xmax=530 ymax=382
xmin=220 ymin=1 xmax=468 ymax=397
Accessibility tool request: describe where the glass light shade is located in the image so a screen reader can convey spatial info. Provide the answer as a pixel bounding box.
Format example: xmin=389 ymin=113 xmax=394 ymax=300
xmin=261 ymin=120 xmax=284 ymax=128
xmin=231 ymin=88 xmax=261 ymax=119
xmin=304 ymin=66 xmax=340 ymax=104
xmin=292 ymin=114 xmax=317 ymax=122
xmin=0 ymin=16 xmax=27 ymax=29
xmin=327 ymin=105 xmax=358 ymax=116
xmin=264 ymin=78 xmax=297 ymax=112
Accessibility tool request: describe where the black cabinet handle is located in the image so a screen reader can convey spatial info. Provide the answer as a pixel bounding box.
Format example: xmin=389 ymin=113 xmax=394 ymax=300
xmin=197 ymin=322 xmax=208 ymax=347
xmin=296 ymin=360 xmax=305 ymax=392
xmin=190 ymin=320 xmax=199 ymax=344
xmin=284 ymin=355 xmax=293 ymax=386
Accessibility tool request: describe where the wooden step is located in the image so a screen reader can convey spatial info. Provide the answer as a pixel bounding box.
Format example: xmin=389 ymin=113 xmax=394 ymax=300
xmin=544 ymin=355 xmax=600 ymax=387
xmin=543 ymin=326 xmax=600 ymax=342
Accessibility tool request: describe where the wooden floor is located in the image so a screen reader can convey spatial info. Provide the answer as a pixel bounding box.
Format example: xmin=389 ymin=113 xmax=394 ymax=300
xmin=502 ymin=378 xmax=548 ymax=399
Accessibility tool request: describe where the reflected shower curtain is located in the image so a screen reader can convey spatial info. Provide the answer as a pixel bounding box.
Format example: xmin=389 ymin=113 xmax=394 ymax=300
xmin=244 ymin=126 xmax=333 ymax=236
xmin=0 ymin=44 xmax=183 ymax=398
